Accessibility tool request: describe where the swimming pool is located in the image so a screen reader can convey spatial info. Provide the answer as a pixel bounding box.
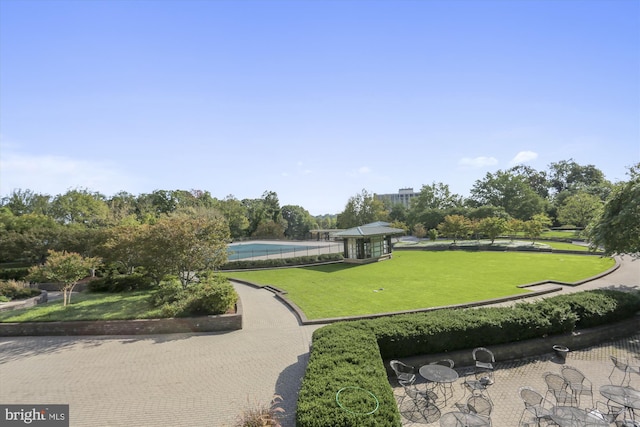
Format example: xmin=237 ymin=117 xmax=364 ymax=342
xmin=227 ymin=242 xmax=324 ymax=260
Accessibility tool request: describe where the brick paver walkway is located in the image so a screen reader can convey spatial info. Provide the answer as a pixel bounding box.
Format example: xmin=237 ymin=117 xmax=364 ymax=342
xmin=0 ymin=254 xmax=638 ymax=426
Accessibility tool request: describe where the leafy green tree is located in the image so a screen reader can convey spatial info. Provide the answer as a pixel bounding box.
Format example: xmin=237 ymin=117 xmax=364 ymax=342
xmin=336 ymin=189 xmax=388 ymax=229
xmin=252 ymin=220 xmax=286 ymax=239
xmin=523 ymin=214 xmax=552 ymax=243
xmin=507 ymin=218 xmax=525 ymax=241
xmin=557 ymin=192 xmax=602 ymax=228
xmin=588 ymin=177 xmax=640 ymax=256
xmin=437 ymin=215 xmax=472 ymax=243
xmin=470 ymin=170 xmax=546 ymax=220
xmin=548 ymin=159 xmax=607 ymax=194
xmin=411 ymin=182 xmax=463 ymax=211
xmin=50 ymin=188 xmax=109 ymax=227
xmin=214 ymin=195 xmax=249 ymax=239
xmin=412 ymin=223 xmax=426 ymax=238
xmin=477 ymin=217 xmax=508 ymax=244
xmin=98 ymin=224 xmax=146 ymax=274
xmin=509 ymin=165 xmax=550 ymax=199
xmin=389 ymin=220 xmax=408 ymax=235
xmin=281 ymin=205 xmax=316 ymax=240
xmin=388 ymin=204 xmax=407 ymax=223
xmin=1 ymin=189 xmax=51 ymax=216
xmin=138 ymin=212 xmax=230 ymax=287
xmin=27 ymin=250 xmax=100 ymax=306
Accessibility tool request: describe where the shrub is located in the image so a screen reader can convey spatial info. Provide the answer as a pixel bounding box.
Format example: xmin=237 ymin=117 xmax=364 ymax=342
xmin=87 ymin=273 xmax=154 ymax=293
xmin=0 ymin=280 xmax=41 ymax=301
xmin=149 ymin=276 xmax=238 ymax=317
xmin=220 ymin=254 xmax=343 ymax=270
xmin=0 ymin=267 xmax=30 ymax=281
xmin=297 ymin=322 xmax=401 ymax=427
xmin=235 ymin=395 xmax=284 ymax=427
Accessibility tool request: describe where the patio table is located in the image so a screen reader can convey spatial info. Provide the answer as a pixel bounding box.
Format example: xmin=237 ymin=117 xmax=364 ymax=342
xmin=439 ymin=411 xmax=490 ymax=427
xmin=600 ymin=385 xmax=640 ymax=421
xmin=420 ymin=364 xmax=458 ymax=405
xmin=550 ymin=406 xmax=608 ymax=427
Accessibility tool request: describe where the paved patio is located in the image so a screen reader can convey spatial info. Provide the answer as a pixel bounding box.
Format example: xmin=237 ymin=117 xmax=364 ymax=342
xmin=394 ymin=333 xmax=640 ymax=426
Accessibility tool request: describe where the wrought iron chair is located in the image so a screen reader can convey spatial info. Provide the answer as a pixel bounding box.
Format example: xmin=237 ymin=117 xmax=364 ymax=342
xmin=390 ymin=359 xmax=416 ymax=386
xmin=518 ymin=386 xmax=554 ymax=427
xmin=609 ymin=356 xmax=640 ymax=386
xmin=401 ymin=384 xmax=440 ymax=424
xmin=561 ymin=365 xmax=594 ymax=407
xmin=455 ymin=395 xmax=493 ymax=426
xmin=462 ymin=375 xmax=493 ymax=403
xmin=543 ymin=371 xmax=577 ymax=407
xmin=472 ymin=347 xmax=495 ymax=380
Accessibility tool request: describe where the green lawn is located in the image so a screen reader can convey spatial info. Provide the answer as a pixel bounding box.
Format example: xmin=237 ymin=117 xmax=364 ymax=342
xmin=0 ymin=292 xmax=163 ymax=323
xmin=225 ymin=251 xmax=615 ymax=319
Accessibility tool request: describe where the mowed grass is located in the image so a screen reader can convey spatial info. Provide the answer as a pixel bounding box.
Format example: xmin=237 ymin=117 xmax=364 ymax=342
xmin=225 ymin=251 xmax=615 ymax=319
xmin=0 ymin=292 xmax=163 ymax=323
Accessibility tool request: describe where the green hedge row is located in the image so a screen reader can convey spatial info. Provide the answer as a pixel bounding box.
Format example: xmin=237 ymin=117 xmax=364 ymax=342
xmin=296 ymin=290 xmax=640 ymax=427
xmin=296 ymin=322 xmax=402 ymax=427
xmin=219 ymin=253 xmax=343 ymax=270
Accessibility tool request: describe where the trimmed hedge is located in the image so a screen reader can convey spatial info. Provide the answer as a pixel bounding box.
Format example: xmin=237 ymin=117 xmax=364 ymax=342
xmin=220 ymin=253 xmax=343 ymax=270
xmin=296 ymin=322 xmax=402 ymax=427
xmin=296 ymin=290 xmax=640 ymax=427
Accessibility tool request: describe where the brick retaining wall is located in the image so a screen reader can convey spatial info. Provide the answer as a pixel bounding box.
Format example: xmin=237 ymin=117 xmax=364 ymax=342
xmin=0 ymin=298 xmax=243 ymax=336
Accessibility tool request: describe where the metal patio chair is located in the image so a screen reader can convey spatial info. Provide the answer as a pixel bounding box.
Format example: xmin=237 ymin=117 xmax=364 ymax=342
xmin=543 ymin=371 xmax=577 ymax=407
xmin=390 ymin=359 xmax=416 ymax=386
xmin=472 ymin=347 xmax=495 ymax=380
xmin=562 ymin=365 xmax=594 ymax=408
xmin=609 ymin=356 xmax=640 ymax=386
xmin=518 ymin=386 xmax=554 ymax=427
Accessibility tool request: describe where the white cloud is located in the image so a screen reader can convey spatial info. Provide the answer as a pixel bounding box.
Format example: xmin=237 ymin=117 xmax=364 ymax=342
xmin=357 ymin=166 xmax=371 ymax=174
xmin=458 ymin=156 xmax=498 ymax=168
xmin=509 ymin=151 xmax=538 ymax=166
xmin=0 ymin=151 xmax=138 ymax=196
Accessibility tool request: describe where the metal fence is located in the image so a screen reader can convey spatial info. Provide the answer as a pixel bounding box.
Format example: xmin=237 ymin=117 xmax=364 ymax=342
xmin=227 ymin=242 xmax=343 ymax=261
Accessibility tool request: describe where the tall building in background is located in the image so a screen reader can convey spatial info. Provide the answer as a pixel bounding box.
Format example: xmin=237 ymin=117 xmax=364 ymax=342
xmin=374 ymin=188 xmax=416 ymax=208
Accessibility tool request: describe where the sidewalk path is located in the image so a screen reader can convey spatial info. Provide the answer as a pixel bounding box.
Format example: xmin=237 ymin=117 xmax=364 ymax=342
xmin=0 ymin=255 xmax=637 ymax=426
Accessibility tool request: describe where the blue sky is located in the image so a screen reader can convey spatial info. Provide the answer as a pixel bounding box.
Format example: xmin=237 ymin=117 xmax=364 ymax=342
xmin=1 ymin=0 xmax=638 ymax=216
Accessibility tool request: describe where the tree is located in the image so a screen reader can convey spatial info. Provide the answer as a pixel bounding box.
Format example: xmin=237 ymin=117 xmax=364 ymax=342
xmin=281 ymin=205 xmax=316 ymax=240
xmin=1 ymin=189 xmax=51 ymax=216
xmin=50 ymin=188 xmax=109 ymax=227
xmin=412 ymin=223 xmax=426 ymax=238
xmin=557 ymin=192 xmax=602 ymax=228
xmin=477 ymin=217 xmax=508 ymax=244
xmin=252 ymin=220 xmax=286 ymax=239
xmin=336 ymin=189 xmax=388 ymax=229
xmin=507 ymin=218 xmax=524 ymax=241
xmin=588 ymin=177 xmax=640 ymax=256
xmin=27 ymin=250 xmax=100 ymax=306
xmin=410 ymin=182 xmax=463 ymax=211
xmin=437 ymin=215 xmax=472 ymax=243
xmin=214 ymin=195 xmax=249 ymax=239
xmin=138 ymin=212 xmax=230 ymax=287
xmin=523 ymin=214 xmax=552 ymax=243
xmin=470 ymin=170 xmax=546 ymax=220
xmin=509 ymin=165 xmax=549 ymax=199
xmin=98 ymin=224 xmax=146 ymax=274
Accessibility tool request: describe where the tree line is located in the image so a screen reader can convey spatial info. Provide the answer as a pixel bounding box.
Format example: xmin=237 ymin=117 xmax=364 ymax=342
xmin=1 ymin=158 xmax=638 ymax=265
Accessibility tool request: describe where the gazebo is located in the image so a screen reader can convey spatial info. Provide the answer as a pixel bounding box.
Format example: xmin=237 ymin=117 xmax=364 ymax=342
xmin=333 ymin=221 xmax=405 ymax=264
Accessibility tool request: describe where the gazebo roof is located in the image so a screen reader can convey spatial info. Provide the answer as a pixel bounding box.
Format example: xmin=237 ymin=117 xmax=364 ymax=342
xmin=334 ymin=222 xmax=405 ymax=238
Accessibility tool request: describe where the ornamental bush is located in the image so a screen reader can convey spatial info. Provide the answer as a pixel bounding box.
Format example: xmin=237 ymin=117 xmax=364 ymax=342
xmin=149 ymin=275 xmax=238 ymax=317
xmin=0 ymin=280 xmax=41 ymax=301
